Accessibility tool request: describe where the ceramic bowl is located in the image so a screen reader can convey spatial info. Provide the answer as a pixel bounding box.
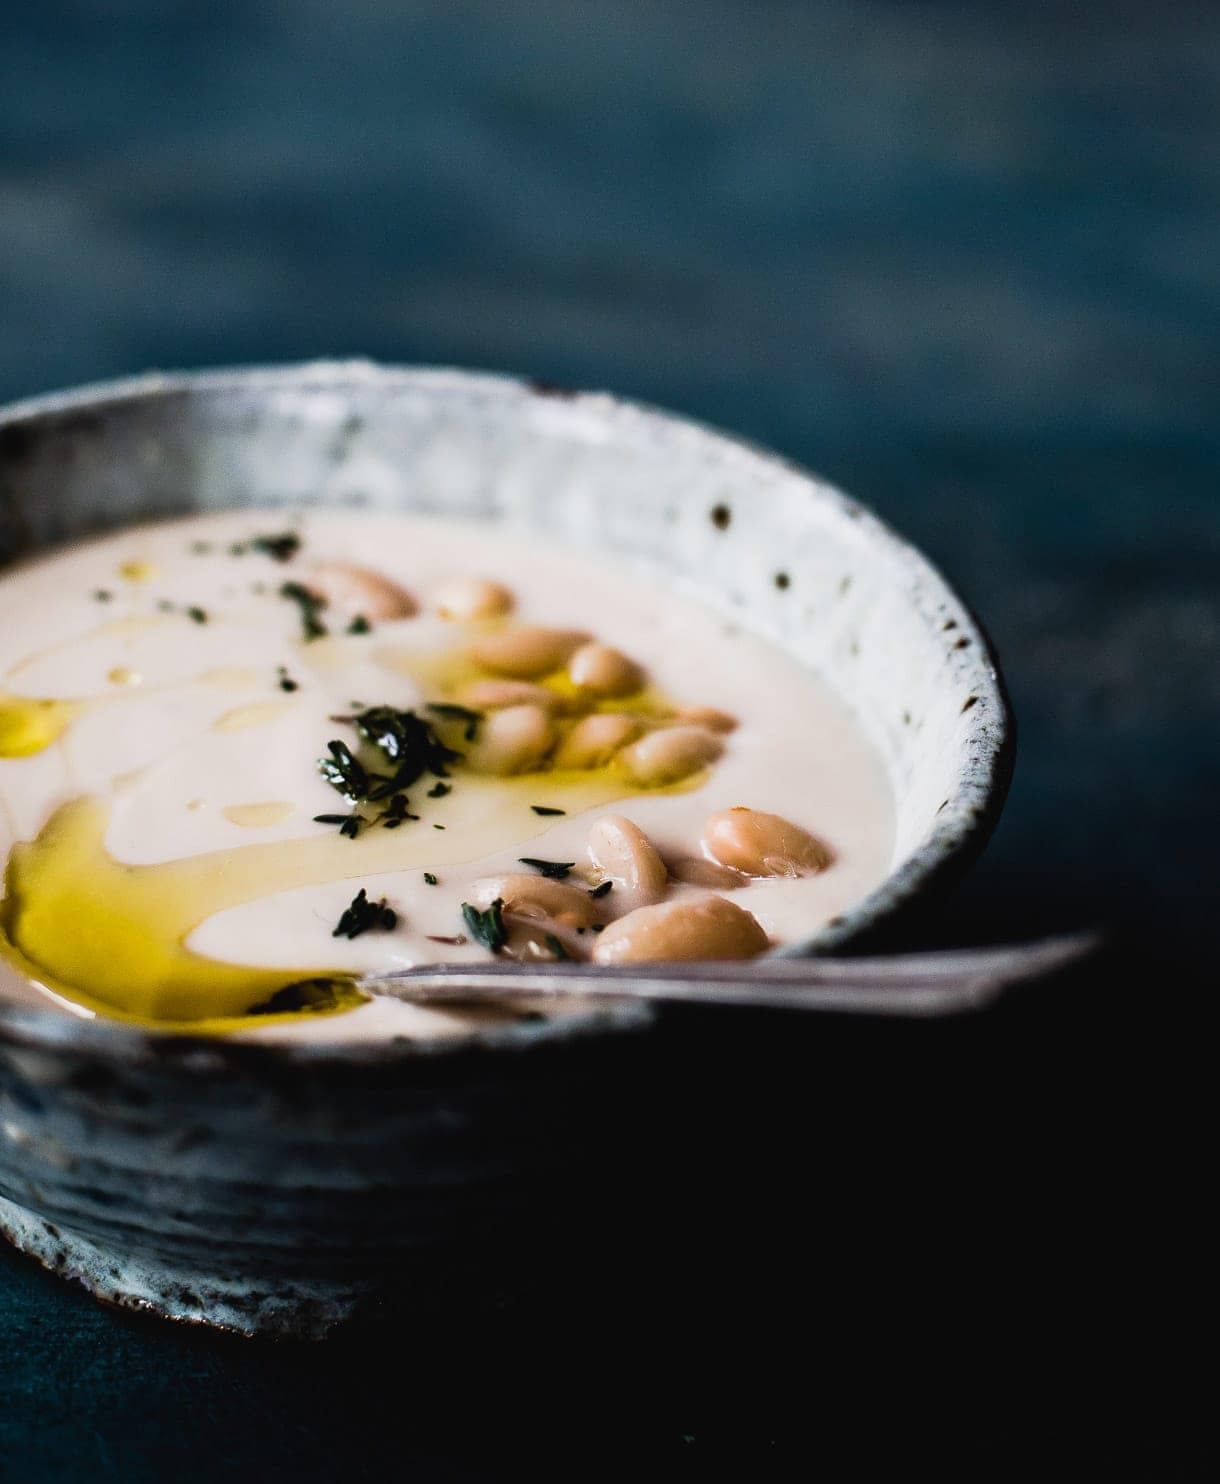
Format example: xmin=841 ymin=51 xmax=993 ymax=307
xmin=0 ymin=363 xmax=1012 ymax=1335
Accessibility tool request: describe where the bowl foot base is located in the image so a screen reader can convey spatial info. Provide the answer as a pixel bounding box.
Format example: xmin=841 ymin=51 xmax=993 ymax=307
xmin=0 ymin=1193 xmax=371 ymax=1338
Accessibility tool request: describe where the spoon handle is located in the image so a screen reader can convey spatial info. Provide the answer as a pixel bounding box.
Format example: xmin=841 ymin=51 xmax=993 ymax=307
xmin=362 ymin=933 xmax=1098 ymax=1017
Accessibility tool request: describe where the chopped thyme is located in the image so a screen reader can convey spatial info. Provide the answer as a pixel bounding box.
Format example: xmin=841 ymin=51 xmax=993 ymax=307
xmin=343 ymin=705 xmax=462 ymax=796
xmin=277 ymin=665 xmax=299 ymax=692
xmin=93 ymin=589 xmax=113 ymax=602
xmin=313 ymin=811 xmax=362 ymax=839
xmin=346 ymin=614 xmax=372 ymax=635
xmin=248 ymin=977 xmax=352 ymax=1015
xmin=433 ymin=823 xmax=445 ymax=829
xmin=423 ymin=872 xmax=439 ymax=886
xmin=462 ymin=898 xmax=506 ymax=953
xmin=280 ymin=580 xmax=328 ymax=641
xmin=426 ymin=781 xmax=451 ymax=798
xmin=590 ymin=923 xmax=605 ymax=933
xmin=248 ymin=531 xmax=301 ymax=563
xmin=186 ymin=605 xmax=208 ymax=624
xmin=376 ymin=793 xmax=419 ymax=828
xmin=531 ymin=805 xmax=566 ymax=816
xmin=519 ymin=857 xmax=575 ymax=880
xmin=426 ymin=702 xmax=483 ymax=742
xmin=332 ymin=888 xmax=397 ymax=939
xmin=589 ymin=880 xmax=613 ymax=899
xmin=317 ymin=739 xmax=370 ymax=801
xmin=544 ymin=933 xmax=572 ymax=961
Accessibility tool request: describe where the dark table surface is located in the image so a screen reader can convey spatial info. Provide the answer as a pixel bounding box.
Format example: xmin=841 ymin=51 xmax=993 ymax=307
xmin=0 ymin=1 xmax=1212 ymax=1474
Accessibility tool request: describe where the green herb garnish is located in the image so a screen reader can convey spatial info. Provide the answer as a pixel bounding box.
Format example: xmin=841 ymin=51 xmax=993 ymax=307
xmin=247 ymin=976 xmax=354 ymax=1015
xmin=461 ymin=898 xmax=506 ymax=953
xmin=344 ymin=705 xmax=462 ymax=796
xmin=277 ymin=665 xmax=299 ymax=693
xmin=518 ymin=857 xmax=575 ymax=880
xmin=186 ymin=606 xmax=208 ymax=624
xmin=588 ymin=880 xmax=613 ymax=899
xmin=313 ymin=811 xmax=362 ymax=839
xmin=544 ymin=933 xmax=572 ymax=961
xmin=332 ymin=888 xmax=397 ymax=939
xmin=427 ymin=781 xmax=451 ymax=798
xmin=248 ymin=532 xmax=301 ymax=563
xmin=376 ymin=793 xmax=419 ymax=828
xmin=530 ymin=805 xmax=566 ymax=816
xmin=280 ymin=580 xmax=328 ymax=641
xmin=423 ymin=872 xmax=438 ymax=886
xmin=317 ymin=739 xmax=370 ymax=801
xmin=426 ymin=702 xmax=483 ymax=742
xmin=93 ymin=589 xmax=112 ymax=602
xmin=347 ymin=614 xmax=371 ymax=635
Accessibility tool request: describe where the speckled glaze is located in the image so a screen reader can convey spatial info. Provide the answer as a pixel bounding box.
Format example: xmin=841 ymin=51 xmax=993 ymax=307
xmin=0 ymin=362 xmax=1011 ymax=1335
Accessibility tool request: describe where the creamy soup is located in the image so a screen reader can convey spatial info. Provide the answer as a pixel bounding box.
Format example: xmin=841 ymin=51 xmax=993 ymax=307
xmin=0 ymin=512 xmax=894 ymax=1041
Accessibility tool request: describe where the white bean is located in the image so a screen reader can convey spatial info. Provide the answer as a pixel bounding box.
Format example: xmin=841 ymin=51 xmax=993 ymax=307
xmin=433 ymin=576 xmax=514 ymax=622
xmin=567 ymin=642 xmax=643 ymax=697
xmin=672 ymin=705 xmax=738 ymax=734
xmin=666 ymin=855 xmax=749 ymax=889
xmin=554 ymin=712 xmax=640 ymax=769
xmin=617 ymin=725 xmax=722 ymax=787
xmin=307 ymin=563 xmax=416 ymax=621
xmin=468 ymin=874 xmax=599 ymax=928
xmin=501 ymin=916 xmax=588 ymax=963
xmin=592 ymin=895 xmax=768 ymax=964
xmin=585 ymin=814 xmax=668 ymax=910
xmin=702 ymin=807 xmax=833 ymax=877
xmin=471 ymin=625 xmax=586 ymax=678
xmin=457 ymin=679 xmax=566 ymax=714
xmin=465 ymin=704 xmax=554 ymax=775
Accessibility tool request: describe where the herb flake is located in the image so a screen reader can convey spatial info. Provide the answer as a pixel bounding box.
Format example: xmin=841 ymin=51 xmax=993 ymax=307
xmin=248 ymin=531 xmax=301 ymax=563
xmin=589 ymin=879 xmax=613 ymax=899
xmin=462 ymin=898 xmax=506 ymax=953
xmin=518 ymin=857 xmax=575 ymax=880
xmin=280 ymin=580 xmax=328 ymax=641
xmin=332 ymin=888 xmax=397 ymax=939
xmin=426 ymin=702 xmax=483 ymax=741
xmin=530 ymin=805 xmax=566 ymax=817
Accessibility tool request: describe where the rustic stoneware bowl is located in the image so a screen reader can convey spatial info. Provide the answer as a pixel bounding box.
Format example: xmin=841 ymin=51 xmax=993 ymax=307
xmin=0 ymin=363 xmax=1012 ymax=1336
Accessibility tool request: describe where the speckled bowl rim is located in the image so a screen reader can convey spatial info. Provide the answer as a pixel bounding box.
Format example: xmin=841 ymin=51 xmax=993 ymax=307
xmin=0 ymin=361 xmax=1013 ymax=1064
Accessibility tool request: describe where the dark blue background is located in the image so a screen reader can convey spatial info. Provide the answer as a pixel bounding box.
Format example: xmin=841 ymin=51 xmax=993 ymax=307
xmin=0 ymin=2 xmax=1213 ymax=1472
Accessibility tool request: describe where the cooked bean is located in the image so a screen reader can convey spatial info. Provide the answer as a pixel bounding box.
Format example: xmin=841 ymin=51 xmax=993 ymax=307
xmin=307 ymin=563 xmax=416 ymax=621
xmin=666 ymin=855 xmax=749 ymax=889
xmin=617 ymin=725 xmax=722 ymax=787
xmin=567 ymin=642 xmax=643 ymax=697
xmin=554 ymin=712 xmax=640 ymax=769
xmin=479 ymin=703 xmax=555 ymax=772
xmin=672 ymin=705 xmax=738 ymax=734
xmin=466 ymin=704 xmax=554 ymax=775
xmin=471 ymin=625 xmax=586 ymax=678
xmin=592 ymin=894 xmax=768 ymax=964
xmin=433 ymin=576 xmax=514 ymax=622
xmin=457 ymin=678 xmax=566 ymax=714
xmin=501 ymin=915 xmax=588 ymax=963
xmin=585 ymin=814 xmax=668 ymax=909
xmin=702 ymin=807 xmax=833 ymax=877
xmin=468 ymin=874 xmax=599 ymax=928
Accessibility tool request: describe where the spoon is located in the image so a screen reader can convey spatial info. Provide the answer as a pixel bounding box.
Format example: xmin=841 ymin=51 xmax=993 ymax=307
xmin=361 ymin=933 xmax=1098 ymax=1018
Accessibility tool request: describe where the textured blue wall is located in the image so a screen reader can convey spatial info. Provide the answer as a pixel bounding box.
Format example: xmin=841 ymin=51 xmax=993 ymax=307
xmin=0 ymin=1 xmax=1214 ymax=1471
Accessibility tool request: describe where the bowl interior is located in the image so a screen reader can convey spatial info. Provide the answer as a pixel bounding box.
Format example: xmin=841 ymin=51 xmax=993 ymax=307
xmin=0 ymin=362 xmax=1010 ymax=957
